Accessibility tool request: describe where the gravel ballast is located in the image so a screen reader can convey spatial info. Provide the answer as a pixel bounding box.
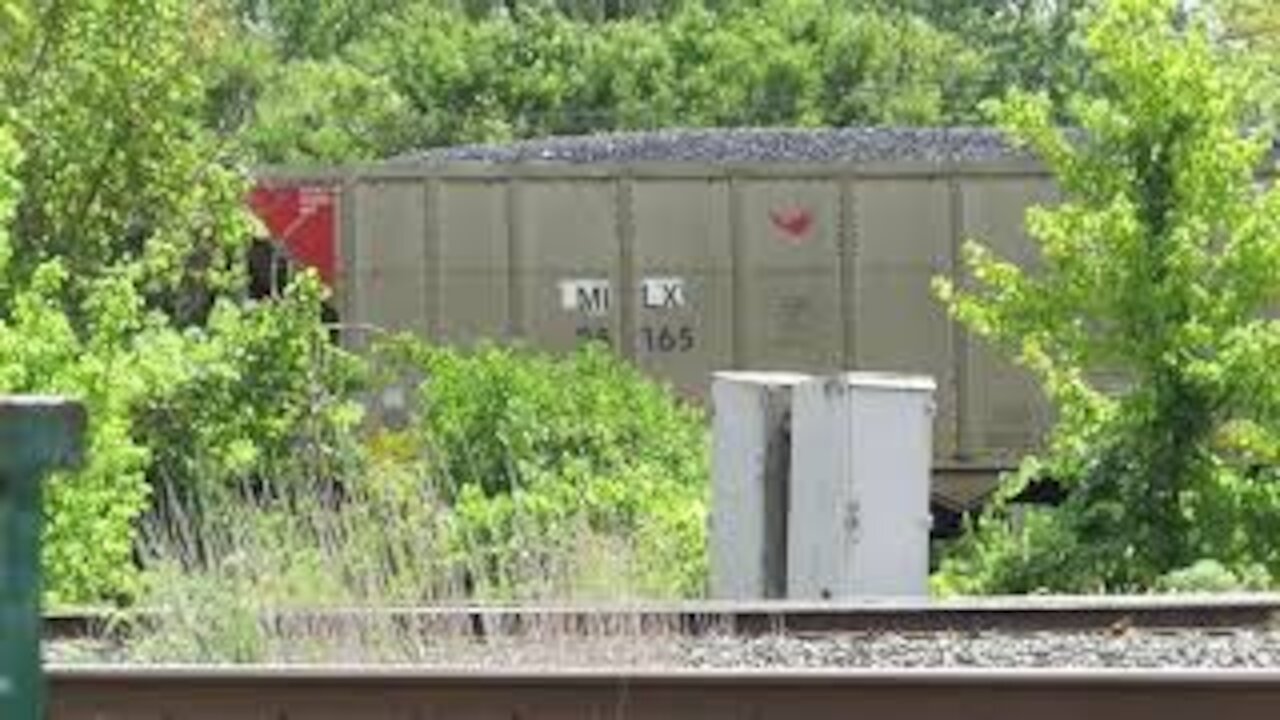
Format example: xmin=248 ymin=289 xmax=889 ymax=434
xmin=44 ymin=628 xmax=1280 ymax=668
xmin=678 ymin=629 xmax=1280 ymax=669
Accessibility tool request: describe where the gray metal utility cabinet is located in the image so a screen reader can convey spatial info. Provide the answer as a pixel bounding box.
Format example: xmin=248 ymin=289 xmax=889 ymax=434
xmin=709 ymin=372 xmax=811 ymax=600
xmin=710 ymin=372 xmax=934 ymax=600
xmin=789 ymin=373 xmax=935 ymax=599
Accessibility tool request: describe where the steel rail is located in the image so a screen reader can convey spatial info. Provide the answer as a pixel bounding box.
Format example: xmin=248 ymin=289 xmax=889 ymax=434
xmin=47 ymin=665 xmax=1280 ymax=720
xmin=43 ymin=594 xmax=1280 ymax=642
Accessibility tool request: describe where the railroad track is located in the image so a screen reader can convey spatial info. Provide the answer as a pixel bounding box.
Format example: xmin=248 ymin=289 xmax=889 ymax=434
xmin=46 ymin=665 xmax=1280 ymax=720
xmin=45 ymin=598 xmax=1280 ymax=717
xmin=43 ymin=594 xmax=1280 ymax=642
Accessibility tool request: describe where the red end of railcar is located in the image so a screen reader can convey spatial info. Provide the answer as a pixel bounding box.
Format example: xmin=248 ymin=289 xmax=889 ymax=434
xmin=247 ymin=183 xmax=338 ymax=288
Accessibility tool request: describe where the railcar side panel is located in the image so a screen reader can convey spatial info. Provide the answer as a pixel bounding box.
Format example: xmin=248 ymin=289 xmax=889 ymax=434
xmin=737 ymin=180 xmax=844 ymax=373
xmin=519 ymin=181 xmax=621 ymax=354
xmin=435 ymin=180 xmax=511 ymax=344
xmin=853 ymin=178 xmax=957 ymax=459
xmin=268 ymin=162 xmax=1067 ymax=507
xmin=351 ymin=180 xmax=430 ymax=337
xmin=631 ymin=179 xmax=734 ymax=396
xmin=958 ymin=176 xmax=1057 ymax=464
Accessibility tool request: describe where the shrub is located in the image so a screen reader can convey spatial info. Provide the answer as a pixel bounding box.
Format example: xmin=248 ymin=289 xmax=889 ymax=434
xmin=125 ymin=338 xmax=709 ymax=661
xmin=933 ymin=0 xmax=1280 ymax=593
xmin=387 ymin=339 xmax=710 ymax=598
xmin=1155 ymin=559 xmax=1272 ymax=594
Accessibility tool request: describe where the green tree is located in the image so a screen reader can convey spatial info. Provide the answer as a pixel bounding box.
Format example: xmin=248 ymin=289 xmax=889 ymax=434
xmin=244 ymin=59 xmax=420 ymax=164
xmin=391 ymin=341 xmax=709 ymax=597
xmin=3 ymin=0 xmax=252 ymax=316
xmin=871 ymin=0 xmax=1091 ymax=112
xmin=230 ymin=0 xmax=404 ymax=59
xmin=0 ymin=0 xmax=247 ymax=603
xmin=185 ymin=0 xmax=1108 ymax=163
xmin=1216 ymin=0 xmax=1280 ymax=113
xmin=0 ymin=126 xmax=17 ymax=264
xmin=935 ymin=0 xmax=1280 ymax=593
xmin=345 ymin=0 xmax=988 ymax=153
xmin=1 ymin=0 xmax=359 ymax=604
xmin=1220 ymin=0 xmax=1280 ymax=43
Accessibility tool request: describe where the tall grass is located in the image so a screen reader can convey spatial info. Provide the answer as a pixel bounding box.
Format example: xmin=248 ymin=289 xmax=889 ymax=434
xmin=119 ymin=341 xmax=710 ymax=663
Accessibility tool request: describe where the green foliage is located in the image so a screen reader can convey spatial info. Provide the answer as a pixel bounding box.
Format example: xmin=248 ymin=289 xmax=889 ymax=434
xmin=7 ymin=0 xmax=719 ymax=609
xmin=411 ymin=343 xmax=703 ymax=497
xmin=4 ymin=0 xmax=253 ymax=309
xmin=0 ymin=124 xmax=17 ymax=255
xmin=0 ymin=265 xmax=159 ymax=604
xmin=1 ymin=123 xmax=158 ymax=603
xmin=232 ymin=0 xmax=404 ymax=60
xmin=934 ymin=0 xmax=1280 ymax=593
xmin=243 ymin=60 xmax=420 ymax=164
xmin=172 ymin=0 xmax=1125 ymax=163
xmin=1221 ymin=0 xmax=1280 ymax=46
xmin=1155 ymin=558 xmax=1272 ymax=593
xmin=210 ymin=0 xmax=1112 ymax=162
xmin=869 ymin=0 xmax=1091 ymax=113
xmin=223 ymin=0 xmax=990 ymax=160
xmin=1 ymin=0 xmax=361 ymax=605
xmin=1216 ymin=0 xmax=1280 ymax=116
xmin=135 ymin=276 xmax=365 ymax=500
xmin=128 ymin=456 xmax=442 ymax=662
xmin=648 ymin=0 xmax=979 ymax=127
xmin=393 ymin=340 xmax=709 ymax=597
xmin=122 ymin=339 xmax=710 ymax=662
xmin=0 ymin=0 xmax=224 ymax=604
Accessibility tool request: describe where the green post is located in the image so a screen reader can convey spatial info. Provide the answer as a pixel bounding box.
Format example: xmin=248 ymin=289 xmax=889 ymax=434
xmin=0 ymin=397 xmax=85 ymax=720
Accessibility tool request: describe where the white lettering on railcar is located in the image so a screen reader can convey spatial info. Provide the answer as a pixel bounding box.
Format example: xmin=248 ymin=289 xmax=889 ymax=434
xmin=641 ymin=277 xmax=686 ymax=310
xmin=559 ymin=279 xmax=611 ymax=316
xmin=559 ymin=277 xmax=686 ymax=315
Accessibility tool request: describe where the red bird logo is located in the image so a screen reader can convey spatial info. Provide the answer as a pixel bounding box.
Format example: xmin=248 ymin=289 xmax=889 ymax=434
xmin=769 ymin=207 xmax=814 ymax=242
